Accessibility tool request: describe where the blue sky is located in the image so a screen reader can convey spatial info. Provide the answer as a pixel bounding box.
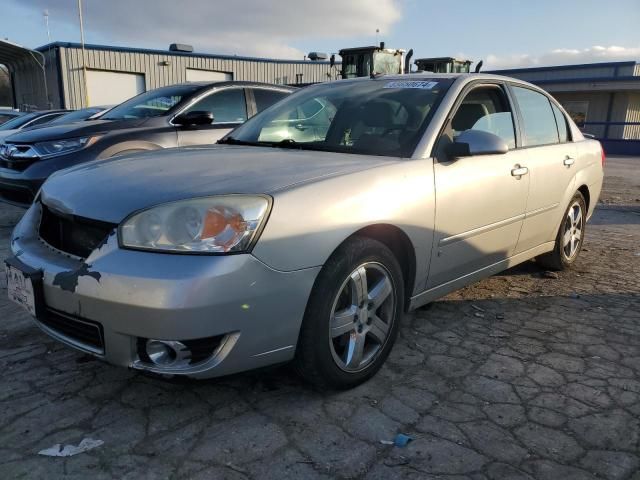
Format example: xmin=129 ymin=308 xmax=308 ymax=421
xmin=2 ymin=0 xmax=639 ymax=68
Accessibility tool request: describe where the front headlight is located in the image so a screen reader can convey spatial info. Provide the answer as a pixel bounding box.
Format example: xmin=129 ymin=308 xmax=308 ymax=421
xmin=34 ymin=136 xmax=101 ymax=157
xmin=119 ymin=195 xmax=271 ymax=254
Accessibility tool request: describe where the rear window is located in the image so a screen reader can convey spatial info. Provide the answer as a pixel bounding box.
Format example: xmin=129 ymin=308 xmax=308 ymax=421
xmin=0 ymin=112 xmax=38 ymax=131
xmin=512 ymin=86 xmax=559 ymax=147
xmin=253 ymin=89 xmax=289 ymax=112
xmin=103 ymin=84 xmax=201 ymax=120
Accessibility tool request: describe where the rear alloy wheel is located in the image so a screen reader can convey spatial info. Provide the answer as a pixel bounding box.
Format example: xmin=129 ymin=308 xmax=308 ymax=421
xmin=295 ymin=237 xmax=404 ymax=389
xmin=537 ymin=192 xmax=587 ymax=270
xmin=562 ymin=202 xmax=584 ymax=261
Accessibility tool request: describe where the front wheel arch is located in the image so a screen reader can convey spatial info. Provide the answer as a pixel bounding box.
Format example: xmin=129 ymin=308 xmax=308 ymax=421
xmin=338 ymin=224 xmax=416 ymax=311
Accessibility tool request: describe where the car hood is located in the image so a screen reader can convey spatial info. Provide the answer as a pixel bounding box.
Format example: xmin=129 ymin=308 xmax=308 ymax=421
xmin=0 ymin=130 xmax=18 ymax=142
xmin=3 ymin=118 xmax=149 ymax=143
xmin=40 ymin=145 xmax=397 ymax=223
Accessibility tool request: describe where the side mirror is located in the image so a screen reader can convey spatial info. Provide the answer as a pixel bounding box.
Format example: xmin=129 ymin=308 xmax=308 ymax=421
xmin=446 ymin=130 xmax=509 ymax=158
xmin=173 ymin=110 xmax=214 ymax=126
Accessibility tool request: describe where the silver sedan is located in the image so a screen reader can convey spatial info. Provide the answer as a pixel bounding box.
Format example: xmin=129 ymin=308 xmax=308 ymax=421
xmin=6 ymin=74 xmax=604 ymax=389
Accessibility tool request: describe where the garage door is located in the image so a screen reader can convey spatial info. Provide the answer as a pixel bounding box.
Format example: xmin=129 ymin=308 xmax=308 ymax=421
xmin=86 ymin=70 xmax=145 ymax=106
xmin=186 ymin=69 xmax=233 ymax=82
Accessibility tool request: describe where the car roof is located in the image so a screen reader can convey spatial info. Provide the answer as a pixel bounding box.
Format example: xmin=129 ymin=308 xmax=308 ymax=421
xmin=371 ymin=72 xmax=542 ymax=89
xmin=328 ymin=73 xmax=546 ymax=95
xmin=27 ymin=109 xmax=72 ymax=115
xmin=177 ymin=80 xmax=297 ymax=91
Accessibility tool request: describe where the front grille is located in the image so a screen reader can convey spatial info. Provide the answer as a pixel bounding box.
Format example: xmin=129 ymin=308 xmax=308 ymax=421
xmin=39 ymin=203 xmax=116 ymax=258
xmin=38 ymin=308 xmax=105 ymax=354
xmin=0 ymin=185 xmax=35 ymax=206
xmin=0 ymin=158 xmax=31 ymax=171
xmin=0 ymin=144 xmax=39 ymax=171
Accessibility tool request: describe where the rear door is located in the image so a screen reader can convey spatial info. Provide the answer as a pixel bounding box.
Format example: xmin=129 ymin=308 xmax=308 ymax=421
xmin=428 ymin=83 xmax=530 ymax=288
xmin=510 ymin=85 xmax=577 ymax=253
xmin=177 ymin=87 xmax=248 ymax=146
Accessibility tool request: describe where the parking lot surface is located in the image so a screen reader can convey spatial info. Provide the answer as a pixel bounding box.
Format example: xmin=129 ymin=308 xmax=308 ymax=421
xmin=1 ymin=157 xmax=639 ymax=480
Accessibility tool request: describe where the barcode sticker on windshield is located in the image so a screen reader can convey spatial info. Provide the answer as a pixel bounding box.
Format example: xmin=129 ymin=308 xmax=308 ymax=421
xmin=384 ymin=80 xmax=438 ymax=89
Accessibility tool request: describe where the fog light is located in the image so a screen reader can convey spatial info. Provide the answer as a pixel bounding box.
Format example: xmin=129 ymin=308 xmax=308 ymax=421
xmin=145 ymin=339 xmax=190 ymax=366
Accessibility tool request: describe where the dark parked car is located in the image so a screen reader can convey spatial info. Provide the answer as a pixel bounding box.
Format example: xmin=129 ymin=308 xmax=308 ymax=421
xmin=0 ymin=109 xmax=24 ymax=125
xmin=0 ymin=109 xmax=70 ymax=142
xmin=0 ymin=82 xmax=294 ymax=207
xmin=34 ymin=106 xmax=112 ymax=128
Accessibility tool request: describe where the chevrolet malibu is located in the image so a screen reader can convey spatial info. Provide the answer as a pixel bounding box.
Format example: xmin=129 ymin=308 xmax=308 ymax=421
xmin=5 ymin=74 xmax=604 ymax=389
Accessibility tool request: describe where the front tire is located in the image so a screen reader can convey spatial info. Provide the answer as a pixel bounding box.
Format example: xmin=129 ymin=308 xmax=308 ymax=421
xmin=294 ymin=237 xmax=404 ymax=390
xmin=537 ymin=192 xmax=587 ymax=271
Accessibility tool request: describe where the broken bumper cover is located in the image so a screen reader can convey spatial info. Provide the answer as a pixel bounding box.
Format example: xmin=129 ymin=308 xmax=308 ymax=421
xmin=10 ymin=204 xmax=320 ymax=378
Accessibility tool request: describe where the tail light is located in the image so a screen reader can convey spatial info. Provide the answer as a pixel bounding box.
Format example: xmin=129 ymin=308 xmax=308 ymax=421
xmin=600 ymin=143 xmax=606 ymax=167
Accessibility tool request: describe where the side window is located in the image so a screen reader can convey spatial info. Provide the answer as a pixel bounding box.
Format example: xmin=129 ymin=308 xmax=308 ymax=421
xmin=186 ymin=89 xmax=247 ymax=123
xmin=253 ymin=89 xmax=288 ymax=112
xmin=551 ymin=103 xmax=570 ymax=143
xmin=512 ymin=86 xmax=559 ymax=146
xmin=28 ymin=113 xmax=64 ymax=127
xmin=450 ymin=86 xmax=516 ymax=149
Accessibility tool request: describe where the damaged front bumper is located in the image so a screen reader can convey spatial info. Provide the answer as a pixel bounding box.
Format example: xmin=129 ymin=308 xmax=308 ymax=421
xmin=9 ymin=203 xmax=320 ymax=378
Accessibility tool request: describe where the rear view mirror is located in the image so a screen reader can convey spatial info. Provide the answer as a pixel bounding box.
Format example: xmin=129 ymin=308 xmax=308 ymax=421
xmin=173 ymin=110 xmax=214 ymax=126
xmin=446 ymin=130 xmax=509 ymax=158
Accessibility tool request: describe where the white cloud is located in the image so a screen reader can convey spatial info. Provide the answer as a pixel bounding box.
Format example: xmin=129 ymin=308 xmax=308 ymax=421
xmin=15 ymin=0 xmax=402 ymax=59
xmin=483 ymin=45 xmax=640 ymax=70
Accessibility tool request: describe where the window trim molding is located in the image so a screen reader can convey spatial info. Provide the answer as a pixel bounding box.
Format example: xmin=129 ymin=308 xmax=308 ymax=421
xmin=432 ymin=80 xmax=521 ymax=160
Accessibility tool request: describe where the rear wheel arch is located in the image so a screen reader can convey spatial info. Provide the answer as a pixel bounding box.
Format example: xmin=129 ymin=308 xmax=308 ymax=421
xmin=577 ymin=184 xmax=590 ymax=212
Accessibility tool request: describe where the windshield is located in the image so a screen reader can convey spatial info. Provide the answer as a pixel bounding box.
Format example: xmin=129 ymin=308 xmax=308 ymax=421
xmin=0 ymin=112 xmax=38 ymax=131
xmin=227 ymin=78 xmax=451 ymax=157
xmin=102 ymin=84 xmax=201 ymax=120
xmin=49 ymin=107 xmax=103 ymax=125
xmin=373 ymin=51 xmax=402 ymax=75
xmin=341 ymin=53 xmax=372 ymax=79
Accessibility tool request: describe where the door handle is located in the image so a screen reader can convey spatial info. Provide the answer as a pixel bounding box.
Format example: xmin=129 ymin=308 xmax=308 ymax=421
xmin=511 ymin=165 xmax=529 ymax=177
xmin=563 ymin=157 xmax=575 ymax=166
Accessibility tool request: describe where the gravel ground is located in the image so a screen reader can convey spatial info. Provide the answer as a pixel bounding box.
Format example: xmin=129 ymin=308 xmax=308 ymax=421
xmin=0 ymin=156 xmax=639 ymax=479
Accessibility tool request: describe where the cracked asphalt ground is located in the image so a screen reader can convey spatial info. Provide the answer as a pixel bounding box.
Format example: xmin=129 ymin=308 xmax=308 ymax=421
xmin=1 ymin=156 xmax=639 ymax=480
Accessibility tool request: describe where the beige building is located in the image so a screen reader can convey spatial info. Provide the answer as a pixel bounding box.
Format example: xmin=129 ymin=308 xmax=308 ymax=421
xmin=1 ymin=40 xmax=339 ymax=111
xmin=491 ymin=61 xmax=640 ymax=154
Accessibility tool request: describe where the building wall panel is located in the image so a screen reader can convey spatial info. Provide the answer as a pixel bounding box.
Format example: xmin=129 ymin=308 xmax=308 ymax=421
xmin=56 ymin=45 xmax=336 ymax=108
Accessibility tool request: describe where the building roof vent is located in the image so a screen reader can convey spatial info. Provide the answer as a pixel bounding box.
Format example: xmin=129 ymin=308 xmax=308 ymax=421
xmin=169 ymin=43 xmax=194 ymax=53
xmin=308 ymin=52 xmax=328 ymax=61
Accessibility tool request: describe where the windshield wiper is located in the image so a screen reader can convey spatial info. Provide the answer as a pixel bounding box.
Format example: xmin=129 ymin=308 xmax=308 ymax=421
xmin=270 ymin=138 xmax=299 ymax=149
xmin=217 ymin=136 xmax=260 ymax=146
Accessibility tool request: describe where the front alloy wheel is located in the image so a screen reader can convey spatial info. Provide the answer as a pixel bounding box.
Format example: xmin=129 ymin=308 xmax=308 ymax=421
xmin=329 ymin=262 xmax=395 ymax=372
xmin=295 ymin=236 xmax=404 ymax=389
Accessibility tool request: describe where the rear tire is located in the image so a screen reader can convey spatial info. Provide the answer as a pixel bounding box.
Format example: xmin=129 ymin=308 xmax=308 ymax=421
xmin=536 ymin=192 xmax=587 ymax=271
xmin=294 ymin=236 xmax=404 ymax=390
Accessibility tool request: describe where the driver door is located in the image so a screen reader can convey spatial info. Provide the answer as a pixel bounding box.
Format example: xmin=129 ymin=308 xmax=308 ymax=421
xmin=177 ymin=88 xmax=248 ymax=146
xmin=427 ymin=83 xmax=530 ymax=288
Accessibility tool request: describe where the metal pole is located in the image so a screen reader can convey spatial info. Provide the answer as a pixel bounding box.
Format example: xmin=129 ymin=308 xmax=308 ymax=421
xmin=78 ymin=0 xmax=90 ymax=106
xmin=28 ymin=51 xmax=50 ymax=109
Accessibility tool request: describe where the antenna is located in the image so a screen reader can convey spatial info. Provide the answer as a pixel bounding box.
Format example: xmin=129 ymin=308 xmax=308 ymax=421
xmin=375 ymin=28 xmax=379 ymax=45
xmin=43 ymin=9 xmax=51 ymax=43
xmin=78 ymin=0 xmax=90 ymax=106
